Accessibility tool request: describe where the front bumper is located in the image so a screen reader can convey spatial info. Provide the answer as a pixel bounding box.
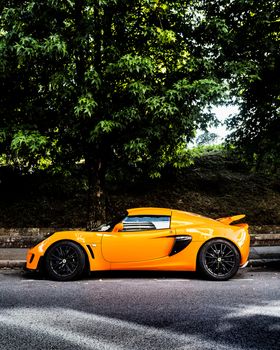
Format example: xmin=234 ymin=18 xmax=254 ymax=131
xmin=26 ymin=247 xmax=42 ymax=270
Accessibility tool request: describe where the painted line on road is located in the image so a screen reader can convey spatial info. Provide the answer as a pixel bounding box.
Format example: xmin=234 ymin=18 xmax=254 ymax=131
xmin=233 ymin=278 xmax=254 ymax=281
xmin=154 ymin=279 xmax=190 ymax=282
xmin=97 ymin=280 xmax=123 ymax=282
xmin=21 ymin=279 xmax=36 ymax=282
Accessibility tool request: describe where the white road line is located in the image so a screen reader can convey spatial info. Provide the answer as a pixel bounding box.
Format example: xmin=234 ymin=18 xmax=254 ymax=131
xmin=233 ymin=278 xmax=254 ymax=281
xmin=154 ymin=279 xmax=190 ymax=282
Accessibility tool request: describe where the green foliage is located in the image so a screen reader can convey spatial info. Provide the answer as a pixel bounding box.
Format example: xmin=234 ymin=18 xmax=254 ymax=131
xmin=0 ymin=0 xmax=280 ymax=228
xmin=11 ymin=130 xmax=48 ymax=153
xmin=202 ymin=0 xmax=280 ymax=172
xmin=74 ymin=93 xmax=98 ymax=118
xmin=9 ymin=130 xmax=51 ymax=170
xmin=189 ymin=144 xmax=225 ymax=158
xmin=196 ymin=132 xmax=219 ymax=146
xmin=0 ymin=0 xmax=226 ymax=181
xmin=107 ymin=54 xmax=155 ymax=75
xmin=44 ymin=34 xmax=67 ymax=57
xmin=2 ymin=0 xmax=279 ymax=222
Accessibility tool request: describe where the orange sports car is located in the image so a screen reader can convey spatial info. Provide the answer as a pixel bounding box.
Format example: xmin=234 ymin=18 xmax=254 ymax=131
xmin=26 ymin=207 xmax=250 ymax=281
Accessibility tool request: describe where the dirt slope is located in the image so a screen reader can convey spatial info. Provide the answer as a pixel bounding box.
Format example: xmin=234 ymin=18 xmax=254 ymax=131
xmin=0 ymin=151 xmax=279 ymax=227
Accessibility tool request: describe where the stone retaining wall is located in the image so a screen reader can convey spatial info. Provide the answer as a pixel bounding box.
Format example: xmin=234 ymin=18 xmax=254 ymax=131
xmin=249 ymin=226 xmax=280 ymax=246
xmin=0 ymin=228 xmax=84 ymax=248
xmin=0 ymin=226 xmax=280 ymax=248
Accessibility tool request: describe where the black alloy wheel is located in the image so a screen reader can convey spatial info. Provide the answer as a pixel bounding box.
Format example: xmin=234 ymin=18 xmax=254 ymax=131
xmin=198 ymin=239 xmax=240 ymax=281
xmin=45 ymin=241 xmax=86 ymax=281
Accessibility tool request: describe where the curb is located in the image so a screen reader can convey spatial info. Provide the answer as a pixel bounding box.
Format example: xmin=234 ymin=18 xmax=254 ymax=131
xmin=247 ymin=259 xmax=280 ymax=268
xmin=0 ymin=260 xmax=26 ymax=269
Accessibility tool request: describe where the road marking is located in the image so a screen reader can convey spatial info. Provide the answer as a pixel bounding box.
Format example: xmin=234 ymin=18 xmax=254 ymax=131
xmin=154 ymin=279 xmax=190 ymax=282
xmin=21 ymin=279 xmax=36 ymax=282
xmin=97 ymin=280 xmax=123 ymax=282
xmin=233 ymin=278 xmax=254 ymax=281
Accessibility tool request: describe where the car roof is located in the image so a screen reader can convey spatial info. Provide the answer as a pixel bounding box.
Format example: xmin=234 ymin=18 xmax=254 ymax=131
xmin=126 ymin=207 xmax=221 ymax=227
xmin=127 ymin=207 xmax=213 ymax=220
xmin=127 ymin=207 xmax=172 ymax=216
xmin=127 ymin=207 xmax=206 ymax=217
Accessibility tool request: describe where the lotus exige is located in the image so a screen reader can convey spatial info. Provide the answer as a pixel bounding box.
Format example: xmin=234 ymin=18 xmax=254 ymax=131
xmin=26 ymin=207 xmax=250 ymax=281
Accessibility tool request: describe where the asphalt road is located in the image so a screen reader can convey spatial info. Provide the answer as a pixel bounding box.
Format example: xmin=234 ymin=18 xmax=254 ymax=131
xmin=0 ymin=268 xmax=279 ymax=350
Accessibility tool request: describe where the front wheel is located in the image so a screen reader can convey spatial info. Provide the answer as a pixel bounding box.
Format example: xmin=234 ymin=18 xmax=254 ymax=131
xmin=198 ymin=239 xmax=240 ymax=281
xmin=45 ymin=241 xmax=86 ymax=281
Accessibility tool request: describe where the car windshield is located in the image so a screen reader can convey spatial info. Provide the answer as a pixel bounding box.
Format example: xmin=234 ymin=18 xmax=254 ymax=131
xmin=91 ymin=213 xmax=127 ymax=232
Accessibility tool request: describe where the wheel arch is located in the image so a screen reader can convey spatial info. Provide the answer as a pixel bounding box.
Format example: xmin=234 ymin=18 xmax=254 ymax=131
xmin=41 ymin=239 xmax=90 ymax=275
xmin=196 ymin=237 xmax=241 ymax=270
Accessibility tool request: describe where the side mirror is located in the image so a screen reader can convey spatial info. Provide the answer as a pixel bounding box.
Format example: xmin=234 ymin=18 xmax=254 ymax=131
xmin=112 ymin=222 xmax=124 ymax=233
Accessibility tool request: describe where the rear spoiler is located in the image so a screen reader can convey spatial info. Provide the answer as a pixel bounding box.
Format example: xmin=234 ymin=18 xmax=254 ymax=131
xmin=216 ymin=214 xmax=245 ymax=225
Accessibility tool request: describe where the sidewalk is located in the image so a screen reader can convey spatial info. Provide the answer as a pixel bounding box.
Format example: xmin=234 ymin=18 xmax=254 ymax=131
xmin=248 ymin=246 xmax=280 ymax=267
xmin=0 ymin=246 xmax=279 ymax=269
xmin=0 ymin=248 xmax=27 ymax=268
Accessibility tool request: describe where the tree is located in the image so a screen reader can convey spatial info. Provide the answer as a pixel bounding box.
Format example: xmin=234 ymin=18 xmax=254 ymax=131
xmin=196 ymin=131 xmax=218 ymax=146
xmin=0 ymin=0 xmax=225 ymax=228
xmin=202 ymin=0 xmax=280 ymax=171
xmin=229 ymin=0 xmax=280 ymax=172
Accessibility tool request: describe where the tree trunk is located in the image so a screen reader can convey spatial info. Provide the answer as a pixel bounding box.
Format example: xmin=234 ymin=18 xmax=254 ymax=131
xmin=86 ymin=155 xmax=106 ymax=230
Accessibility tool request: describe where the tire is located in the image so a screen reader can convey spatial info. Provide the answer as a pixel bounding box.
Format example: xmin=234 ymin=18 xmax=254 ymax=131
xmin=198 ymin=239 xmax=240 ymax=281
xmin=45 ymin=241 xmax=86 ymax=281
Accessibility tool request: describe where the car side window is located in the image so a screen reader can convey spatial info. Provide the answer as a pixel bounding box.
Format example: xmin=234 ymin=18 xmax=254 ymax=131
xmin=122 ymin=216 xmax=170 ymax=232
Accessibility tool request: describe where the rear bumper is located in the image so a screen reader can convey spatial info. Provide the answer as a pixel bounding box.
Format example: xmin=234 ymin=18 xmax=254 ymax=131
xmin=240 ymin=260 xmax=249 ymax=269
xmin=233 ymin=223 xmax=250 ymax=266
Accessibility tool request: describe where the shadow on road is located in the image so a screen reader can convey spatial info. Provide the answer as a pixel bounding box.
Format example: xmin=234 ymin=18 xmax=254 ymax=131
xmin=21 ymin=267 xmax=266 ymax=283
xmin=22 ymin=268 xmax=200 ymax=281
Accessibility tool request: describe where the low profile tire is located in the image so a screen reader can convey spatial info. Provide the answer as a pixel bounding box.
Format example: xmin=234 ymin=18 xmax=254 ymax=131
xmin=198 ymin=239 xmax=240 ymax=281
xmin=45 ymin=241 xmax=86 ymax=281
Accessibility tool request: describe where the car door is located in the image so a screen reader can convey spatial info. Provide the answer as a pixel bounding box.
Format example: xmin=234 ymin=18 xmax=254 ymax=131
xmin=101 ymin=215 xmax=174 ymax=263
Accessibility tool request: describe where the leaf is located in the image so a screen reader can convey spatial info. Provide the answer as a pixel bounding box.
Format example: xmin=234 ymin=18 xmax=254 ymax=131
xmin=74 ymin=93 xmax=98 ymax=118
xmin=11 ymin=130 xmax=48 ymax=154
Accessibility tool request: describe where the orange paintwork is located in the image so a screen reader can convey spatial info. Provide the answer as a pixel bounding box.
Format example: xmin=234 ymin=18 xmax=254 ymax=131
xmin=217 ymin=214 xmax=246 ymax=225
xmin=26 ymin=207 xmax=250 ymax=272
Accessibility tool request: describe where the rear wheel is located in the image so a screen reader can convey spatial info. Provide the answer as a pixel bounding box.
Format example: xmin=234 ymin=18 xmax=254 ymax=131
xmin=198 ymin=239 xmax=240 ymax=281
xmin=45 ymin=241 xmax=85 ymax=281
